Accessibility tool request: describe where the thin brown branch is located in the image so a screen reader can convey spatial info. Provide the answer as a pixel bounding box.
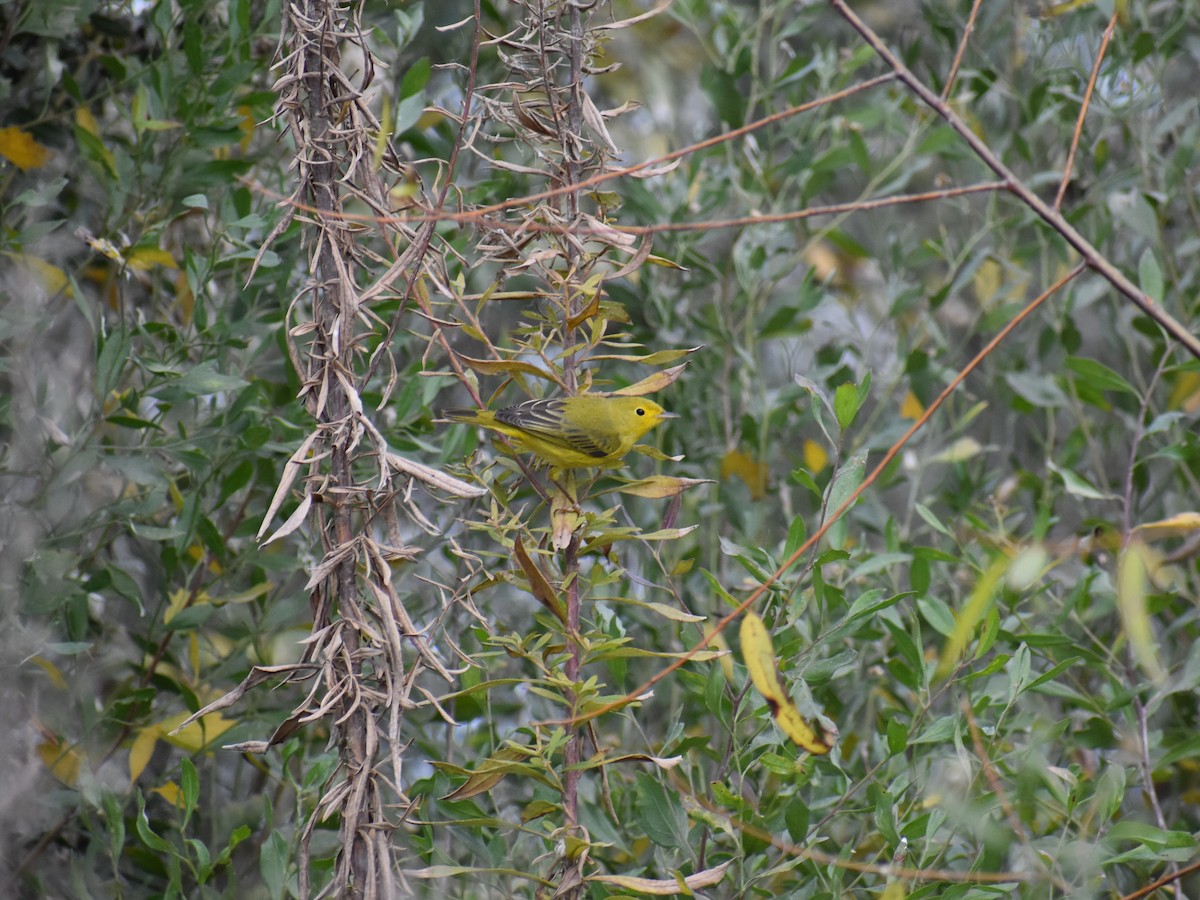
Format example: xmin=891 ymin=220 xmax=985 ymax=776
xmin=1054 ymin=11 xmax=1118 ymax=210
xmin=562 ymin=0 xmax=587 ymax=856
xmin=941 ymin=0 xmax=984 ymax=101
xmin=243 ymin=73 xmax=894 ymax=236
xmin=456 ymin=73 xmax=896 ymax=222
xmin=248 ymin=177 xmax=1006 ymax=239
xmin=613 ymin=181 xmax=1007 ymax=235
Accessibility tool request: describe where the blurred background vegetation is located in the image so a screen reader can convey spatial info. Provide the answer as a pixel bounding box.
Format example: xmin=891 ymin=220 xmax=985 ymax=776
xmin=2 ymin=0 xmax=1199 ymax=896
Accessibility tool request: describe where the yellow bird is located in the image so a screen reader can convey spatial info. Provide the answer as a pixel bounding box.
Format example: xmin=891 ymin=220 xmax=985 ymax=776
xmin=444 ymin=395 xmax=677 ymax=469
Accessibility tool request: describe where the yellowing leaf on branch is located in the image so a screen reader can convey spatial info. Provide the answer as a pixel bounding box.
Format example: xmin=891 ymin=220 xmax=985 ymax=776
xmin=936 ymin=557 xmax=1007 ymax=680
xmin=1167 ymin=371 xmax=1200 ymax=414
xmin=1134 ymin=512 xmax=1200 ymax=540
xmin=4 ymin=253 xmax=71 ymax=297
xmin=720 ymin=449 xmax=768 ymax=499
xmin=39 ymin=736 xmax=85 ymax=786
xmin=0 ymin=125 xmax=52 ymax=170
xmin=152 ymin=782 xmax=184 ymax=807
xmin=1117 ymin=539 xmax=1167 ymax=683
xmin=611 ymin=362 xmax=689 ymax=396
xmin=802 ymin=439 xmax=829 ymax=475
xmin=900 ymin=390 xmax=925 ymax=421
xmin=740 ymin=612 xmax=833 ymax=755
xmin=126 ymin=247 xmax=180 ymax=271
xmin=610 ymin=475 xmax=714 ymax=499
xmin=589 ymin=860 xmax=732 ymax=894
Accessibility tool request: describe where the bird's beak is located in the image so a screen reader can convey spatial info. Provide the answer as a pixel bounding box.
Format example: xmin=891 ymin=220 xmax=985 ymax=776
xmin=659 ymin=412 xmax=680 ymax=419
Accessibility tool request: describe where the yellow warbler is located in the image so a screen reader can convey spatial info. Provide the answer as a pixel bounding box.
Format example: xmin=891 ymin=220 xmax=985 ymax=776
xmin=444 ymin=395 xmax=677 ymax=468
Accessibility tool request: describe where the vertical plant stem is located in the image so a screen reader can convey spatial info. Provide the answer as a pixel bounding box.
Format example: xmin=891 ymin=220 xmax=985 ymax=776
xmin=296 ymin=0 xmax=371 ymax=893
xmin=561 ymin=1 xmax=587 ymax=839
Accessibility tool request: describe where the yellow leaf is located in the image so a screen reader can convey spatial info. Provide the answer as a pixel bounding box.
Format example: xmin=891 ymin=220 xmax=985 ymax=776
xmin=236 ymin=104 xmax=255 ymax=151
xmin=802 ymin=439 xmax=829 ymax=475
xmin=611 ymin=362 xmax=689 ymax=396
xmin=900 ymin=390 xmax=924 ymax=421
xmin=645 ymin=254 xmax=687 ymax=270
xmin=456 ymin=354 xmax=558 ymax=381
xmin=936 ymin=557 xmax=1007 ymax=679
xmin=591 ymin=347 xmax=703 ymax=366
xmin=589 ymin=860 xmax=732 ymax=894
xmin=30 ymin=656 xmax=69 ymax=690
xmin=129 ymin=727 xmax=160 ymax=783
xmin=164 ymin=588 xmax=205 ymax=625
xmin=720 ymin=450 xmax=768 ymax=499
xmin=175 ymin=271 xmax=194 ymax=327
xmin=802 ymin=240 xmax=844 ymax=285
xmin=38 ymin=736 xmax=84 ymax=786
xmin=1134 ymin=512 xmax=1200 ymax=541
xmin=86 ymin=235 xmax=125 ymax=262
xmin=643 ymin=602 xmax=705 ymax=623
xmin=75 ymin=107 xmax=100 ymax=137
xmin=74 ymin=107 xmax=116 ymax=174
xmin=218 ymin=582 xmax=273 ymax=605
xmin=670 ymin=558 xmax=695 ymax=577
xmin=158 ymin=711 xmax=237 ymax=752
xmin=1117 ymin=540 xmax=1166 ymax=683
xmin=152 ymin=781 xmax=184 ymax=806
xmin=740 ymin=613 xmax=833 ymax=755
xmin=566 ymin=287 xmax=600 ymax=330
xmin=126 ymin=247 xmax=179 ymax=271
xmin=930 ymin=437 xmax=983 ymax=464
xmin=1167 ymin=371 xmax=1200 ymax=414
xmin=0 ymin=125 xmax=52 ymax=170
xmin=612 ymin=475 xmax=714 ymax=499
xmin=5 ymin=252 xmax=71 ymax=297
xmin=973 ymin=258 xmax=1003 ymax=305
xmin=707 ymin=628 xmax=735 ymax=682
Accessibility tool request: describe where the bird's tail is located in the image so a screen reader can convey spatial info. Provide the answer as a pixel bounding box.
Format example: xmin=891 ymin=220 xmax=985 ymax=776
xmin=441 ymin=408 xmax=481 ymax=423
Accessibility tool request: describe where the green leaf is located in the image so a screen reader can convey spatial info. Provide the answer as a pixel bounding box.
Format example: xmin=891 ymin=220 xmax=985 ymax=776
xmin=1006 ymin=370 xmax=1068 ymax=408
xmin=260 ymin=831 xmax=289 ymax=900
xmin=1064 ymin=357 xmax=1137 ymax=396
xmin=634 ymin=773 xmax=688 ymax=852
xmin=96 ymin=327 xmax=130 ymax=399
xmin=834 ymin=376 xmax=869 ymax=432
xmin=1138 ymin=248 xmax=1164 ymax=303
xmin=170 ymin=361 xmax=250 ymax=396
xmin=135 ymin=793 xmax=171 ymax=853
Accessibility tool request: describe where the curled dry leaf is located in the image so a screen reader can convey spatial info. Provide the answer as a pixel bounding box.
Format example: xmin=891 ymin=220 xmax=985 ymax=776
xmin=386 ymin=452 xmax=487 ymax=498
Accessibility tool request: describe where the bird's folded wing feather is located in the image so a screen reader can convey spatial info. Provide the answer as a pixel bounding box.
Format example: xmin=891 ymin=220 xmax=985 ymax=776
xmin=496 ymin=399 xmax=621 ymax=458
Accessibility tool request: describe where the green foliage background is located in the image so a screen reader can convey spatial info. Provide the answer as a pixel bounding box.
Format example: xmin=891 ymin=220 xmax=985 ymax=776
xmin=2 ymin=0 xmax=1199 ymax=897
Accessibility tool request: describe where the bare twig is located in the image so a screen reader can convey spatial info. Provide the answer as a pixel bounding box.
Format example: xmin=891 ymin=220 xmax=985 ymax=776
xmin=941 ymin=0 xmax=985 ymax=101
xmin=1055 ymin=11 xmax=1119 ymax=210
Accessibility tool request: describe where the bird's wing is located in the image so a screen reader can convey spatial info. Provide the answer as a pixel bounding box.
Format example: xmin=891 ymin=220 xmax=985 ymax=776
xmin=495 ymin=399 xmax=621 ymax=459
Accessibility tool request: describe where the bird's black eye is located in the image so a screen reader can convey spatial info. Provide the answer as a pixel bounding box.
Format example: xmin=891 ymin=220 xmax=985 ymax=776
xmin=636 ymin=407 xmax=646 ymax=416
